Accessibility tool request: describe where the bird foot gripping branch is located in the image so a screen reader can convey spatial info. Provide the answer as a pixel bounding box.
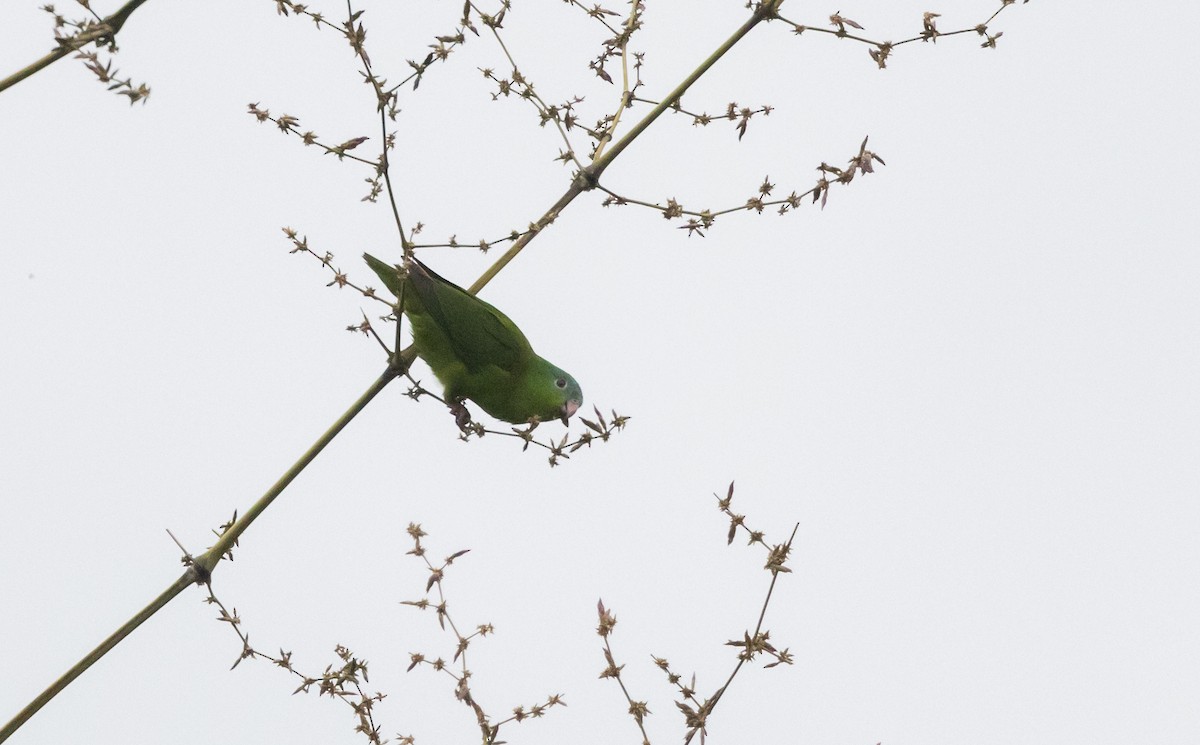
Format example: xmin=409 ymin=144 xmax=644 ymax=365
xmin=449 ymin=399 xmax=473 ymax=431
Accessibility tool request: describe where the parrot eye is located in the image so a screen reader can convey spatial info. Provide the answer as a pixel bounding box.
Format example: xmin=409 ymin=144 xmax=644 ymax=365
xmin=555 ymin=377 xmax=567 ymax=389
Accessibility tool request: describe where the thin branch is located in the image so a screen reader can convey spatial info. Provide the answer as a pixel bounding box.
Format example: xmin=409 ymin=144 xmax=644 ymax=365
xmin=0 ymin=571 xmax=194 ymax=741
xmin=470 ymin=0 xmax=586 ymax=171
xmin=467 ymin=0 xmax=784 ymax=293
xmin=590 ymin=1 xmax=643 ymax=161
xmin=776 ymin=1 xmax=1022 ymax=69
xmin=705 ymin=523 xmax=799 ymax=712
xmin=0 ymin=0 xmax=152 ymax=94
xmin=196 ymin=368 xmax=399 ymax=573
xmin=1 ymin=369 xmax=399 ymax=740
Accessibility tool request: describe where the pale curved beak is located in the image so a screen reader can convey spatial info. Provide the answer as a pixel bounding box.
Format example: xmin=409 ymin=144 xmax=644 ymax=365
xmin=560 ymin=399 xmax=581 ymax=425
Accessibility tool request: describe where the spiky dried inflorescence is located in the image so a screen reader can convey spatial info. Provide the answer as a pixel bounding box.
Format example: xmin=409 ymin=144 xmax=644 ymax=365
xmin=176 ymin=516 xmax=390 ymax=744
xmin=191 ymin=522 xmax=569 ymax=745
xmin=29 ymin=4 xmax=151 ymax=103
xmin=596 ymin=484 xmax=798 ymax=743
xmin=595 ymin=599 xmax=653 ymax=743
xmin=401 ymin=526 xmax=567 ymax=743
xmin=782 ymin=1 xmax=1025 ymax=69
xmin=597 ymin=135 xmax=885 ymax=237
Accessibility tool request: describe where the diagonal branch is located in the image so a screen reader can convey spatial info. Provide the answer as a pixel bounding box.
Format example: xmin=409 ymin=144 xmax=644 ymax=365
xmin=0 ymin=367 xmax=399 ymax=741
xmin=0 ymin=0 xmax=153 ymax=94
xmin=466 ymin=0 xmax=784 ymax=293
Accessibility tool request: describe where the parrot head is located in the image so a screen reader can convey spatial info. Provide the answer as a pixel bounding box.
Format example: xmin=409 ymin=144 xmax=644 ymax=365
xmin=545 ymin=362 xmax=583 ymax=426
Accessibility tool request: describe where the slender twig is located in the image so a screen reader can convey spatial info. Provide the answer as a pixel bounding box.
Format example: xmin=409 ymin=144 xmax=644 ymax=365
xmin=590 ymin=2 xmax=641 ymax=162
xmin=196 ymin=368 xmax=399 ymax=573
xmin=775 ymin=1 xmax=1019 ymax=69
xmin=705 ymin=523 xmax=798 ymax=712
xmin=587 ymin=2 xmax=780 ymax=181
xmin=205 ymin=586 xmax=385 ymax=742
xmin=467 ymin=0 xmax=783 ymax=293
xmin=0 ymin=0 xmax=152 ymax=94
xmin=470 ymin=0 xmax=585 ymax=171
xmin=340 ymin=0 xmax=409 ymax=245
xmin=602 ymin=634 xmax=653 ymax=743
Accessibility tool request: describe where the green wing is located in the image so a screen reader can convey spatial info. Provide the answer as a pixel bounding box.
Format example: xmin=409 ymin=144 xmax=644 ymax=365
xmin=405 ymin=258 xmax=532 ymax=373
xmin=363 ymin=252 xmax=582 ymax=424
xmin=362 ymin=253 xmax=532 ymax=373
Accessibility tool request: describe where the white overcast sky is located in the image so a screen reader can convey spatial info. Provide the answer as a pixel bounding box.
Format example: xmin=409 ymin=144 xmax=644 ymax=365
xmin=2 ymin=1 xmax=1199 ymax=744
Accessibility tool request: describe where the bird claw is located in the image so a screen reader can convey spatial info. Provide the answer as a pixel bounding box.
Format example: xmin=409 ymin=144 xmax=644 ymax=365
xmin=449 ymin=399 xmax=472 ymax=431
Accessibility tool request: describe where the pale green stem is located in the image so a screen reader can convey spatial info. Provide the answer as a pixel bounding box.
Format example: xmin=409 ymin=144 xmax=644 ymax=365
xmin=0 ymin=368 xmax=398 ymax=741
xmin=0 ymin=573 xmax=193 ymax=743
xmin=197 ymin=368 xmax=399 ymax=572
xmin=587 ymin=3 xmax=778 ymax=180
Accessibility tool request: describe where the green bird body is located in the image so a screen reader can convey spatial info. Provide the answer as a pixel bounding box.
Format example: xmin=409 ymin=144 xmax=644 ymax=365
xmin=364 ymin=253 xmax=583 ymax=426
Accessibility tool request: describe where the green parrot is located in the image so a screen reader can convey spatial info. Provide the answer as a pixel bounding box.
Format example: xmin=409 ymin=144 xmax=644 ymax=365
xmin=364 ymin=253 xmax=583 ymax=427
